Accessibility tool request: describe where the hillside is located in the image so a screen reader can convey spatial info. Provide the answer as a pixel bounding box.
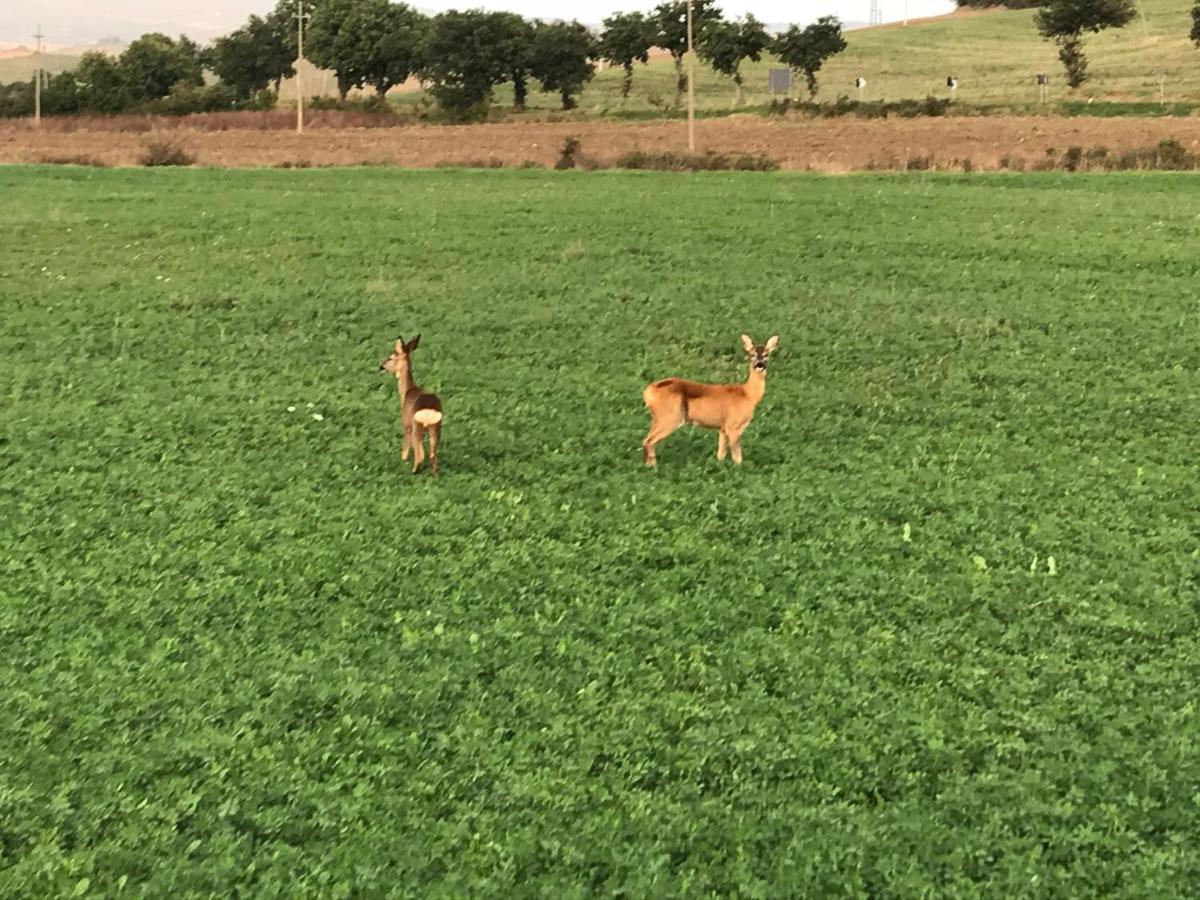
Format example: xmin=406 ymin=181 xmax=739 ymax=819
xmin=0 ymin=53 xmax=80 ymax=83
xmin=509 ymin=0 xmax=1200 ymax=112
xmin=4 ymin=0 xmax=1197 ymax=112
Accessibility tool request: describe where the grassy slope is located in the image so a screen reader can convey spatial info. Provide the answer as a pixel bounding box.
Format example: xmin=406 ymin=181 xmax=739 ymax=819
xmin=3 ymin=167 xmax=1200 ymax=896
xmin=483 ymin=0 xmax=1198 ymax=113
xmin=0 ymin=53 xmax=80 ymax=82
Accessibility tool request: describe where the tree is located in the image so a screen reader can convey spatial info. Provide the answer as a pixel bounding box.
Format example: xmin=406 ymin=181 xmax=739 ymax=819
xmin=307 ymin=0 xmax=427 ymax=99
xmin=74 ymin=51 xmax=129 ymax=113
xmin=699 ymin=14 xmax=769 ymax=106
xmin=490 ymin=12 xmax=536 ymax=110
xmin=771 ymin=16 xmax=847 ymax=99
xmin=42 ymin=71 xmax=81 ymax=115
xmin=530 ymin=20 xmax=597 ymax=111
xmin=420 ymin=10 xmax=512 ymax=117
xmin=599 ymin=12 xmax=654 ymax=100
xmin=1190 ymin=0 xmax=1199 ymax=43
xmin=1035 ymin=0 xmax=1136 ymax=88
xmin=119 ymin=33 xmax=203 ymax=104
xmin=653 ymin=0 xmax=723 ymax=104
xmin=956 ymin=0 xmax=1045 ymax=7
xmin=208 ymin=15 xmax=293 ymax=98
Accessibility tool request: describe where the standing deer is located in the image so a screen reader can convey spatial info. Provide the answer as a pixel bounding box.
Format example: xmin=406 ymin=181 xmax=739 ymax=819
xmin=380 ymin=334 xmax=443 ymax=477
xmin=642 ymin=333 xmax=779 ymax=466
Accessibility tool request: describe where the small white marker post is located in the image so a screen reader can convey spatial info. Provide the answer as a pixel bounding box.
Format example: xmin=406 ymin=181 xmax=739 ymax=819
xmin=855 ymin=77 xmax=866 ymax=101
xmin=295 ymin=0 xmax=310 ymax=134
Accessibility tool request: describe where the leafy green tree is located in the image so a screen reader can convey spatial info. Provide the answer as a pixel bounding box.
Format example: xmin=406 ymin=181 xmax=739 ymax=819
xmin=420 ymin=10 xmax=512 ymax=117
xmin=74 ymin=51 xmax=130 ymax=113
xmin=599 ymin=12 xmax=654 ymax=100
xmin=490 ymin=12 xmax=536 ymax=110
xmin=1035 ymin=0 xmax=1136 ymax=87
xmin=530 ymin=20 xmax=597 ymax=111
xmin=208 ymin=15 xmax=294 ymax=98
xmin=699 ymin=14 xmax=769 ymax=106
xmin=119 ymin=33 xmax=203 ymax=104
xmin=771 ymin=16 xmax=847 ymax=99
xmin=653 ymin=0 xmax=723 ymax=103
xmin=307 ymin=0 xmax=427 ymax=99
xmin=1189 ymin=0 xmax=1199 ymax=43
xmin=42 ymin=71 xmax=81 ymax=115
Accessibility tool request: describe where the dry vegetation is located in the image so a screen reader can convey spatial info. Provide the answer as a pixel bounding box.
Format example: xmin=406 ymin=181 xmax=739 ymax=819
xmin=6 ymin=115 xmax=1200 ymax=172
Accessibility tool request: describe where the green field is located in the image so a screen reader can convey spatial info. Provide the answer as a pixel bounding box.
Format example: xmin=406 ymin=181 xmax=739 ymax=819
xmin=3 ymin=167 xmax=1199 ymax=896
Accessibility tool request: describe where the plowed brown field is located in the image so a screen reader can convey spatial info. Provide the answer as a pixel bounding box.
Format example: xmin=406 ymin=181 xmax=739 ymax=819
xmin=5 ymin=116 xmax=1200 ymax=171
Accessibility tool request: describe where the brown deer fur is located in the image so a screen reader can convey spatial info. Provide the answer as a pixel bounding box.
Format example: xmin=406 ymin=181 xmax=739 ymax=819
xmin=642 ymin=333 xmax=779 ymax=466
xmin=380 ymin=334 xmax=443 ymax=477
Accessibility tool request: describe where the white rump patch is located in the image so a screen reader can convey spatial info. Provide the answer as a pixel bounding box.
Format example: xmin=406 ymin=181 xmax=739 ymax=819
xmin=413 ymin=410 xmax=443 ymax=426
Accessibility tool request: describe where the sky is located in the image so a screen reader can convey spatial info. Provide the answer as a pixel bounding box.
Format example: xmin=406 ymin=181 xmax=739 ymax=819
xmin=5 ymin=0 xmax=955 ymax=46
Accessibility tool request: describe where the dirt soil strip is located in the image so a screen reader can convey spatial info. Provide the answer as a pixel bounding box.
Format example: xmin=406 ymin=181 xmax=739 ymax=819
xmin=4 ymin=117 xmax=1200 ymax=171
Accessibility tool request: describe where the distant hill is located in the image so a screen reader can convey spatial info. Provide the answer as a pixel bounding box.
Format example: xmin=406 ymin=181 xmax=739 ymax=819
xmin=814 ymin=0 xmax=1199 ymax=103
xmin=563 ymin=0 xmax=1200 ymax=111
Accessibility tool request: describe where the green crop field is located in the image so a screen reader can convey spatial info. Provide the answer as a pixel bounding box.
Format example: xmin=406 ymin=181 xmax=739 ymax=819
xmin=3 ymin=166 xmax=1199 ymax=896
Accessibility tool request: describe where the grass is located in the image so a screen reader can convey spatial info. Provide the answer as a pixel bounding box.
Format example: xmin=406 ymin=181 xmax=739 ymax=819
xmin=2 ymin=167 xmax=1199 ymax=896
xmin=0 ymin=52 xmax=80 ymax=83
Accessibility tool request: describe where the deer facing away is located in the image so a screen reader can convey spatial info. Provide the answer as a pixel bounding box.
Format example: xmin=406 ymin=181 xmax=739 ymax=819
xmin=642 ymin=333 xmax=779 ymax=466
xmin=380 ymin=334 xmax=443 ymax=476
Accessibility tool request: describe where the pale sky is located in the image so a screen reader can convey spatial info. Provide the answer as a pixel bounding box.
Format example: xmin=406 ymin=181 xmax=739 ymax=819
xmin=8 ymin=0 xmax=954 ymax=46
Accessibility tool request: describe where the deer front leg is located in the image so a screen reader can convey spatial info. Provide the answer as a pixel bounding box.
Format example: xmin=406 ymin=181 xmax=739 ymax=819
xmin=717 ymin=430 xmax=728 ymax=460
xmin=401 ymin=422 xmax=412 ymax=461
xmin=729 ymin=424 xmax=747 ymax=465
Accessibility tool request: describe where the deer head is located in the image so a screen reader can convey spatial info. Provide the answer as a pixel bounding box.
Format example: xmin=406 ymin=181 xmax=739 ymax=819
xmin=740 ymin=333 xmax=780 ymax=372
xmin=380 ymin=334 xmax=420 ymax=374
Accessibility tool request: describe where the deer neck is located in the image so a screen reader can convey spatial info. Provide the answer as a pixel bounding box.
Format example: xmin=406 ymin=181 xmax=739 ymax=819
xmin=396 ymin=357 xmax=417 ymax=399
xmin=744 ymin=366 xmax=767 ymax=404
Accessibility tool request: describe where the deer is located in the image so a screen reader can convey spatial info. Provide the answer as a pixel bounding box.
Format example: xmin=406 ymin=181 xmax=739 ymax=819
xmin=380 ymin=334 xmax=443 ymax=477
xmin=642 ymin=333 xmax=779 ymax=467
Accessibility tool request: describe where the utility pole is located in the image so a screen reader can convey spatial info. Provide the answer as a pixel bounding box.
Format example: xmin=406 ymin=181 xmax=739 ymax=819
xmin=295 ymin=0 xmax=310 ymax=134
xmin=686 ymin=0 xmax=695 ymax=152
xmin=33 ymin=24 xmax=44 ymax=126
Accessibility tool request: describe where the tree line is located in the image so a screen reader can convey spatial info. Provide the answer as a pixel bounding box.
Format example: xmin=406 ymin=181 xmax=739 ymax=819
xmin=1 ymin=1 xmax=849 ymax=119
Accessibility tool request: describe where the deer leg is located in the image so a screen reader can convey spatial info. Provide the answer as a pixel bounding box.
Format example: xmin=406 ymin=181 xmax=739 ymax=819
xmin=428 ymin=423 xmax=440 ymax=479
xmin=729 ymin=426 xmax=746 ymax=465
xmin=401 ymin=423 xmax=412 ymax=461
xmin=717 ymin=430 xmax=729 ymax=461
xmin=643 ymin=414 xmax=684 ymax=466
xmin=411 ymin=425 xmax=426 ymax=473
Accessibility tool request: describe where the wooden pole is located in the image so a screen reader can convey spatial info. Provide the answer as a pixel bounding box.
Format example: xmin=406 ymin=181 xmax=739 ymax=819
xmin=686 ymin=0 xmax=695 ymax=152
xmin=296 ymin=1 xmax=307 ymax=134
xmin=34 ymin=25 xmax=44 ymax=126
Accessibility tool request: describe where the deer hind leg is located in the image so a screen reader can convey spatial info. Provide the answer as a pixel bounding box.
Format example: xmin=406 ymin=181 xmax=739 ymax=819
xmin=717 ymin=430 xmax=729 ymax=461
xmin=642 ymin=402 xmax=686 ymax=466
xmin=427 ymin=423 xmax=441 ymax=479
xmin=411 ymin=425 xmax=426 ymax=473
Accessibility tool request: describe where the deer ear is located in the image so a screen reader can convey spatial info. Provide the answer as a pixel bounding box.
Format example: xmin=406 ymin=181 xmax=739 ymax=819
xmin=740 ymin=334 xmax=755 ymax=354
xmin=395 ymin=337 xmax=405 ymax=351
xmin=765 ymin=335 xmax=779 ymax=353
xmin=408 ymin=334 xmax=420 ymax=352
